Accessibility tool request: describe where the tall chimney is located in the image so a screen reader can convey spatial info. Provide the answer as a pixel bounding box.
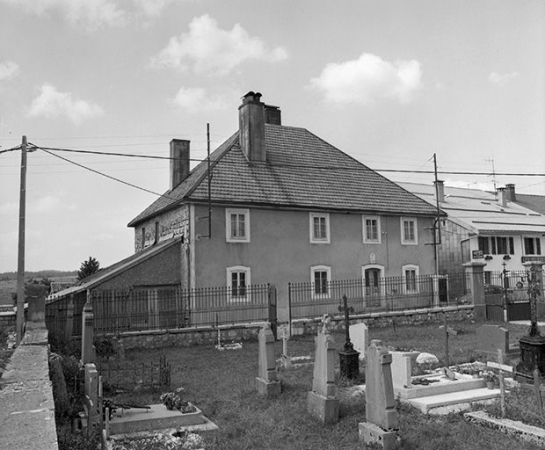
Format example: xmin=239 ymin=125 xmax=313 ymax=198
xmin=239 ymin=91 xmax=266 ymax=163
xmin=170 ymin=139 xmax=190 ymax=190
xmin=505 ymin=183 xmax=516 ymax=202
xmin=434 ymin=180 xmax=445 ymax=203
xmin=497 ymin=187 xmax=507 ymax=207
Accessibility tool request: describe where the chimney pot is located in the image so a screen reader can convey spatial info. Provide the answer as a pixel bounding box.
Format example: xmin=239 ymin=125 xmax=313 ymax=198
xmin=505 ymin=183 xmax=516 ymax=202
xmin=264 ymin=104 xmax=281 ymax=125
xmin=497 ymin=187 xmax=507 ymax=207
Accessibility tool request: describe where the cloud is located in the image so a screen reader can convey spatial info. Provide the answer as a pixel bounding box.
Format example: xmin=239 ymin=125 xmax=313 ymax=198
xmin=171 ymin=87 xmax=228 ymax=112
xmin=29 ymin=195 xmax=62 ymax=213
xmin=0 ymin=202 xmax=18 ymax=215
xmin=309 ymin=53 xmax=423 ymax=105
xmin=0 ymin=0 xmax=127 ymax=29
xmin=488 ymin=71 xmax=518 ymax=87
xmin=27 ymin=84 xmax=104 ymax=125
xmin=0 ymin=61 xmax=20 ymax=82
xmin=151 ymin=14 xmax=288 ymax=75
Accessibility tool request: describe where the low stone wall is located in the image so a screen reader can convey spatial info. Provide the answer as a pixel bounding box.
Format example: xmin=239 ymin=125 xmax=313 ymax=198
xmin=0 ymin=323 xmax=58 ymax=450
xmin=290 ymin=305 xmax=474 ymax=336
xmin=110 ymin=322 xmax=266 ymax=351
xmin=104 ymin=307 xmax=474 ymax=350
xmin=0 ymin=310 xmax=16 ymax=331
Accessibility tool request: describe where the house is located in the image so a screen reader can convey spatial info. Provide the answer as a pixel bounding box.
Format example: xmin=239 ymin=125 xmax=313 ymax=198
xmin=126 ymin=92 xmax=441 ymax=322
xmin=398 ymin=181 xmax=545 ymax=286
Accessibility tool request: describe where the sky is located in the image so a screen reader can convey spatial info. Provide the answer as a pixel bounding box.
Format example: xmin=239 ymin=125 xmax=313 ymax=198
xmin=0 ymin=0 xmax=544 ymax=273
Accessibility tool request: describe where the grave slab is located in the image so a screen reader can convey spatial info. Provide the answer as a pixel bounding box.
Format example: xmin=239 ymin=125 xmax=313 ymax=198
xmin=108 ymin=403 xmax=217 ymax=436
xmin=405 ymin=387 xmax=501 ymax=414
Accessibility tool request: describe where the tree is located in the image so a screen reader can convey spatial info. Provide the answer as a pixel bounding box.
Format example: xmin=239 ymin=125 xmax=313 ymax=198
xmin=77 ymin=257 xmax=100 ymax=281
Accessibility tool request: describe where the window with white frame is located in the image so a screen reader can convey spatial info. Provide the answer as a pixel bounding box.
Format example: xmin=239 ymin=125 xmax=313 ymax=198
xmin=227 ymin=266 xmax=251 ymax=301
xmin=363 ymin=216 xmax=381 ymax=244
xmin=401 ymin=217 xmax=418 ymax=245
xmin=226 ymin=209 xmax=250 ymax=243
xmin=311 ymin=265 xmax=331 ymax=298
xmin=310 ymin=213 xmax=330 ymax=244
xmin=524 ymin=237 xmax=542 ymax=255
xmin=402 ymin=264 xmax=419 ymax=293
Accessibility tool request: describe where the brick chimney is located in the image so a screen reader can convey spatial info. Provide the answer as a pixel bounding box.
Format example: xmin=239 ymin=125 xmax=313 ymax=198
xmin=434 ymin=180 xmax=445 ymax=203
xmin=505 ymin=183 xmax=516 ymax=201
xmin=239 ymin=91 xmax=266 ymax=163
xmin=170 ymin=139 xmax=190 ymax=190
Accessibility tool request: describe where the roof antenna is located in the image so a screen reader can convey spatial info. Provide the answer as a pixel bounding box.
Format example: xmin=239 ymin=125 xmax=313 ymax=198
xmin=485 ymin=158 xmax=497 ymax=195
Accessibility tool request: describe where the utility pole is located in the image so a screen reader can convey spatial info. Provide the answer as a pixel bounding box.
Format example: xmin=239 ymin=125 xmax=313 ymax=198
xmin=16 ymin=136 xmax=28 ymax=345
xmin=433 ymin=153 xmax=441 ymax=276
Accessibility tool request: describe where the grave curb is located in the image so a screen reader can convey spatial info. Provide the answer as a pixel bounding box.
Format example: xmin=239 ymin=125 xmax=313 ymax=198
xmin=465 ymin=410 xmax=545 ymax=446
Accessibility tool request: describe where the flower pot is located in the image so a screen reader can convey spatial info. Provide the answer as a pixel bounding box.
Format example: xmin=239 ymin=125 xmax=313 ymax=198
xmin=486 ymin=381 xmax=495 ymax=389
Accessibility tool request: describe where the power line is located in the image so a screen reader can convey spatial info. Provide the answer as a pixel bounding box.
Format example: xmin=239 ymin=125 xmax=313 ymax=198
xmin=39 ymin=148 xmax=178 ymax=201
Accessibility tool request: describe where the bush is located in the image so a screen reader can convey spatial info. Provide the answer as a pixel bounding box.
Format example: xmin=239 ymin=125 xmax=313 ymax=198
xmin=94 ymin=336 xmax=116 ymax=359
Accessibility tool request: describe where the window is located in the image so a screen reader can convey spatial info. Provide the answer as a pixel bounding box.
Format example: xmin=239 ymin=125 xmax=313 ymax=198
xmin=402 ymin=264 xmax=419 ymax=293
xmin=310 ymin=213 xmax=330 ymax=244
xmin=311 ymin=265 xmax=331 ymax=299
xmin=226 ymin=209 xmax=250 ymax=243
xmin=524 ymin=237 xmax=542 ymax=255
xmin=227 ymin=266 xmax=251 ymax=301
xmin=479 ymin=236 xmax=514 ymax=255
xmin=401 ymin=218 xmax=418 ymax=245
xmin=363 ymin=216 xmax=381 ymax=243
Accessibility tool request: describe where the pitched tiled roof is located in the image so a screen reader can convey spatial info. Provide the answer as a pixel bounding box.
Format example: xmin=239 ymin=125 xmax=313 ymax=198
xmin=399 ymin=182 xmax=545 ymax=235
xmin=129 ymin=125 xmax=438 ymax=227
xmin=515 ymin=193 xmax=545 ymax=216
xmin=46 ymin=237 xmax=182 ymax=302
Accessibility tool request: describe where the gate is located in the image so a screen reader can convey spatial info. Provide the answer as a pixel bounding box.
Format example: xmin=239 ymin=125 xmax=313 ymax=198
xmin=485 ymin=271 xmax=530 ymax=322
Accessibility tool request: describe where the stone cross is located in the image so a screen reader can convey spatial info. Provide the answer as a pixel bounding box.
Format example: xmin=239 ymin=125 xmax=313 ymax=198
xmin=338 ymin=295 xmax=359 ymax=379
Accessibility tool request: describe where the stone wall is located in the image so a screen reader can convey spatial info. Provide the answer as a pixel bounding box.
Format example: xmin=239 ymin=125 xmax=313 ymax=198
xmin=0 ymin=323 xmax=58 ymax=450
xmin=111 ymin=322 xmax=264 ymax=350
xmin=291 ymin=305 xmax=474 ymax=336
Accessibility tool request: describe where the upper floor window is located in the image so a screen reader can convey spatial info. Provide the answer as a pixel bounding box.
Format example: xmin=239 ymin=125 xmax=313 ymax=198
xmin=401 ymin=218 xmax=418 ymax=245
xmin=479 ymin=236 xmax=514 ymax=255
xmin=524 ymin=237 xmax=542 ymax=255
xmin=310 ymin=213 xmax=330 ymax=244
xmin=402 ymin=264 xmax=419 ymax=293
xmin=363 ymin=216 xmax=381 ymax=244
xmin=311 ymin=265 xmax=331 ymax=299
xmin=227 ymin=266 xmax=251 ymax=302
xmin=226 ymin=209 xmax=250 ymax=243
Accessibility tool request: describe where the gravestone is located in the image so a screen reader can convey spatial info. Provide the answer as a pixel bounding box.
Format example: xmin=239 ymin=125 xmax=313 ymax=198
xmin=307 ymin=319 xmax=339 ymax=425
xmin=81 ymin=300 xmax=95 ymax=365
xmin=83 ymin=363 xmax=100 ymax=431
xmin=477 ymin=324 xmax=517 ymax=356
xmin=26 ymin=284 xmax=47 ymax=323
xmin=349 ymin=323 xmax=369 ymax=361
xmin=359 ymin=340 xmax=399 ymax=449
xmin=255 ymin=323 xmax=281 ymax=397
xmin=390 ymin=352 xmax=413 ymax=389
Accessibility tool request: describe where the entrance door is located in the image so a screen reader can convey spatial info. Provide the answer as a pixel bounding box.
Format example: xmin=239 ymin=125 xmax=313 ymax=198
xmin=364 ymin=268 xmax=381 ymax=297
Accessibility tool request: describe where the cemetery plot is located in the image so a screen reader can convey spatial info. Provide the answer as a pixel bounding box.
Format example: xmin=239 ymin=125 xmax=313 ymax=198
xmin=97 ymin=355 xmax=171 ymax=392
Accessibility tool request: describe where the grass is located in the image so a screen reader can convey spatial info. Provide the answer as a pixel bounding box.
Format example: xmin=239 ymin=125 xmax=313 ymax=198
xmin=100 ymin=320 xmax=545 ymax=450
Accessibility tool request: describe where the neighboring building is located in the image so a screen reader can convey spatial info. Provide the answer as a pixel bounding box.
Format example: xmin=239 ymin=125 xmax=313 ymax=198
xmin=398 ymin=181 xmax=545 ymax=282
xmin=127 ymin=92 xmax=441 ymax=321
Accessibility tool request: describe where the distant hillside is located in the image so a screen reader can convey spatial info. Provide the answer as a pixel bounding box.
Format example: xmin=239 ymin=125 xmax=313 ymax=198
xmin=0 ymin=271 xmax=78 ymax=306
xmin=0 ymin=270 xmax=77 ymax=281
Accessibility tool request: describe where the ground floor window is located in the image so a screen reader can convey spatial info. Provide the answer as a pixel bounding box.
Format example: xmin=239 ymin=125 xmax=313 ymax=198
xmin=227 ymin=266 xmax=251 ymax=301
xmin=402 ymin=264 xmax=419 ymax=293
xmin=311 ymin=265 xmax=331 ymax=299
